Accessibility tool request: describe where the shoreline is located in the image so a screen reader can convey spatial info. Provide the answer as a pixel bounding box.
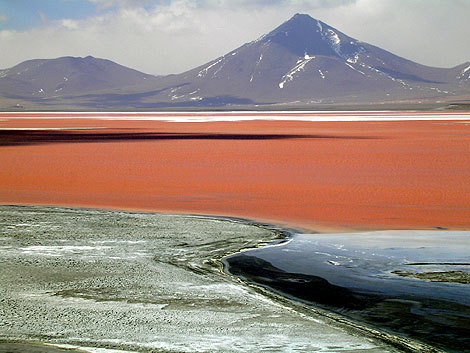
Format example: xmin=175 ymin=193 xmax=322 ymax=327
xmin=0 ymin=204 xmax=442 ymax=353
xmin=223 ymin=228 xmax=470 ymax=352
xmin=3 ymin=201 xmax=461 ymax=234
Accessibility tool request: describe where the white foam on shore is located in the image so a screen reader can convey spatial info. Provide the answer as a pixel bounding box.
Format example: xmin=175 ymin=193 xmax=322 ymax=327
xmin=2 ymin=111 xmax=470 ymax=123
xmin=19 ymin=245 xmax=111 ymax=257
xmin=46 ymin=343 xmax=135 ymax=353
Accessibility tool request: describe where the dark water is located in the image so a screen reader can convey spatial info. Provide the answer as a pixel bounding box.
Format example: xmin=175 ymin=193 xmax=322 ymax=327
xmin=223 ymin=230 xmax=470 ymax=352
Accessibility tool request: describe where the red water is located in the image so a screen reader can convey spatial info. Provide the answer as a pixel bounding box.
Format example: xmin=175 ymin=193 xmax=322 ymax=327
xmin=1 ymin=116 xmax=469 ymax=231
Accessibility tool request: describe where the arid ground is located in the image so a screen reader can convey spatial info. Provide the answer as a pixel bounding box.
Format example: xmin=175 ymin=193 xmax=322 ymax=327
xmin=1 ymin=112 xmax=470 ymax=231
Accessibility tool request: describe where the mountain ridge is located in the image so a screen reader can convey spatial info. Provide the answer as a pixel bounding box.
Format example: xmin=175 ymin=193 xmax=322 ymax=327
xmin=1 ymin=13 xmax=469 ymax=110
xmin=0 ymin=56 xmax=158 ymax=99
xmin=142 ymin=13 xmax=469 ymax=106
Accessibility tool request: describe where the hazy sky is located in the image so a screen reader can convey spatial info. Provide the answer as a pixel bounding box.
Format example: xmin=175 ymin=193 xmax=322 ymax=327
xmin=1 ymin=0 xmax=469 ymax=75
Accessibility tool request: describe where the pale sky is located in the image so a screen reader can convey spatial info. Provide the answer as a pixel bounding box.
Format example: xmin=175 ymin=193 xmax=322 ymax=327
xmin=1 ymin=0 xmax=469 ymax=75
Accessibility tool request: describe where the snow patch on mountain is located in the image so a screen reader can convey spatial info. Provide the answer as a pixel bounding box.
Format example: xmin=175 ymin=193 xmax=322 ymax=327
xmin=212 ymin=62 xmax=226 ymax=78
xmin=427 ymin=87 xmax=450 ymax=94
xmin=328 ymin=31 xmax=340 ymax=44
xmin=458 ymin=64 xmax=470 ymax=80
xmin=317 ymin=24 xmax=365 ymax=65
xmin=316 ymin=20 xmax=323 ymax=32
xmin=317 ymin=26 xmax=343 ymax=58
xmin=252 ymin=33 xmax=267 ymax=44
xmin=356 ymin=62 xmax=414 ymax=90
xmin=198 ymin=57 xmax=224 ymax=78
xmin=279 ymin=54 xmax=315 ymax=89
xmin=347 ymin=52 xmax=362 ymax=64
xmin=344 ymin=62 xmax=365 ymax=75
xmin=249 ymin=52 xmax=266 ymax=83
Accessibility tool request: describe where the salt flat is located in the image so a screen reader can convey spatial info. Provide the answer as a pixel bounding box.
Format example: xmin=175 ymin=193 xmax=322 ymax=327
xmin=2 ymin=110 xmax=470 ymax=122
xmin=0 ymin=206 xmax=407 ymax=353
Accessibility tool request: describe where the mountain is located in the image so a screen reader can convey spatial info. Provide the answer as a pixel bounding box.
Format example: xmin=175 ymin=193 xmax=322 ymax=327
xmin=0 ymin=56 xmax=157 ymax=99
xmin=1 ymin=14 xmax=469 ymax=110
xmin=146 ymin=13 xmax=470 ymax=106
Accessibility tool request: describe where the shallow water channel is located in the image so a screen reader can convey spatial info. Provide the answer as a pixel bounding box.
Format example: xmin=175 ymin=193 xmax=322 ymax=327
xmin=224 ymin=231 xmax=470 ymax=352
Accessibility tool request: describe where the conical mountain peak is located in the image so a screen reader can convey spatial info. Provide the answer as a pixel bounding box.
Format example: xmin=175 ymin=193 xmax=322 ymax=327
xmin=267 ymin=13 xmax=323 ymax=39
xmin=288 ymin=13 xmax=320 ymax=24
xmin=262 ymin=14 xmax=360 ymax=59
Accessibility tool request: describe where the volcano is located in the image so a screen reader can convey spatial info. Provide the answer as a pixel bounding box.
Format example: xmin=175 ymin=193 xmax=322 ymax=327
xmin=149 ymin=13 xmax=470 ymax=106
xmin=1 ymin=13 xmax=469 ymax=110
